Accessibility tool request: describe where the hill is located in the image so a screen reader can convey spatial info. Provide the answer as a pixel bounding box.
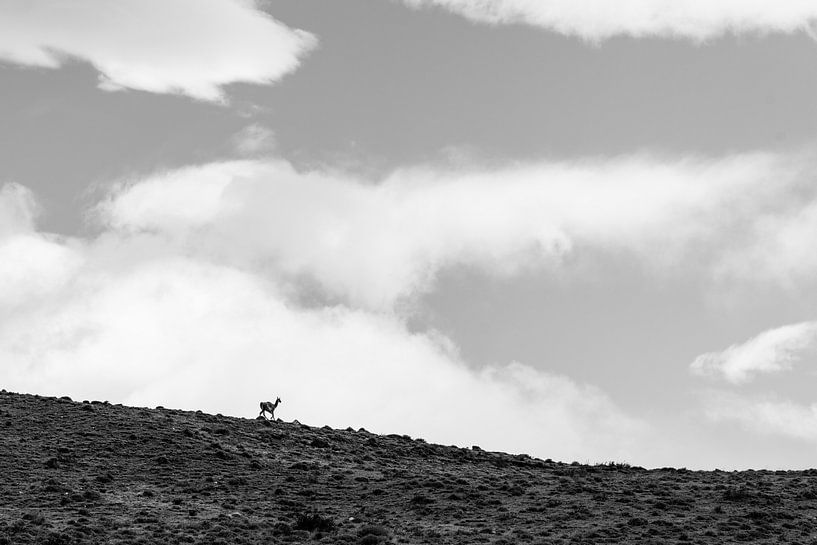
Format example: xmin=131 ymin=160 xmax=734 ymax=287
xmin=0 ymin=389 xmax=814 ymax=544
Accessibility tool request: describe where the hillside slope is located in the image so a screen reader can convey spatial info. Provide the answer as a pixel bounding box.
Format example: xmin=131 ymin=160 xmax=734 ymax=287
xmin=1 ymin=390 xmax=815 ymax=544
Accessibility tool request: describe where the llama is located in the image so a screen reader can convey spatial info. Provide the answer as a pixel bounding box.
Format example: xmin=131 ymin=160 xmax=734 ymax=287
xmin=259 ymin=397 xmax=281 ymax=420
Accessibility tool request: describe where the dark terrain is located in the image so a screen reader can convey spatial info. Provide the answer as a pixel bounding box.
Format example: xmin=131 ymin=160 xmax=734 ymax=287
xmin=2 ymin=390 xmax=817 ymax=544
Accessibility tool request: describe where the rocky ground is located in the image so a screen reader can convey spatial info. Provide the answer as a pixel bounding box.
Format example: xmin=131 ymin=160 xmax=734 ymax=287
xmin=2 ymin=390 xmax=817 ymax=544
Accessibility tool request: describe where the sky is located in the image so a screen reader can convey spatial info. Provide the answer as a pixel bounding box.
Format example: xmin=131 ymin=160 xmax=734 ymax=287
xmin=2 ymin=0 xmax=817 ymax=470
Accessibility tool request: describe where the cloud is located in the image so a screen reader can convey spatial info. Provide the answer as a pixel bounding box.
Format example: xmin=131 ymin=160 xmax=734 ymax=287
xmin=718 ymin=199 xmax=817 ymax=287
xmin=703 ymin=393 xmax=817 ymax=443
xmin=92 ymin=153 xmax=798 ymax=309
xmin=0 ymin=0 xmax=316 ymax=101
xmin=0 ymin=233 xmax=82 ymax=310
xmin=690 ymin=322 xmax=817 ymax=384
xmin=692 ymin=323 xmax=817 ymax=444
xmin=97 ymin=162 xmax=245 ymax=233
xmin=0 ymin=184 xmax=644 ymax=463
xmin=0 ymin=183 xmax=39 ymax=235
xmin=401 ymin=0 xmax=817 ymax=41
xmin=231 ymin=125 xmax=277 ymax=157
xmin=0 ymin=184 xmax=83 ymax=309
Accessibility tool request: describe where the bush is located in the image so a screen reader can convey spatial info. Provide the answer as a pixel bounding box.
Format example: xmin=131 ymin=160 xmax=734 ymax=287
xmin=293 ymin=513 xmax=335 ymax=533
xmin=598 ymin=461 xmax=631 ymax=469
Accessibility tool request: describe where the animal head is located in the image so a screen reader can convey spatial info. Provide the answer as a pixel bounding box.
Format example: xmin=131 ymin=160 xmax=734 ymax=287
xmin=276 ymin=397 xmax=282 ymax=404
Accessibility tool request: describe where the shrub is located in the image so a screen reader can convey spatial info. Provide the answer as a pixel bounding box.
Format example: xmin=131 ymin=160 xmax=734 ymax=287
xmin=293 ymin=513 xmax=335 ymax=533
xmin=598 ymin=461 xmax=631 ymax=469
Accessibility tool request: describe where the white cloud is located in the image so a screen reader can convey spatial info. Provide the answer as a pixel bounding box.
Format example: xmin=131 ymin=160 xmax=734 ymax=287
xmin=97 ymin=162 xmax=249 ymax=234
xmin=93 ymin=153 xmax=795 ymax=309
xmin=0 ymin=183 xmax=40 ymax=235
xmin=232 ymin=124 xmax=277 ymax=157
xmin=718 ymin=199 xmax=817 ymax=287
xmin=703 ymin=393 xmax=817 ymax=442
xmin=0 ymin=234 xmax=83 ymax=310
xmin=0 ymin=0 xmax=316 ymax=101
xmin=690 ymin=322 xmax=817 ymax=384
xmin=0 ymin=184 xmax=83 ymax=309
xmin=692 ymin=322 xmax=817 ymax=445
xmin=401 ymin=0 xmax=817 ymax=41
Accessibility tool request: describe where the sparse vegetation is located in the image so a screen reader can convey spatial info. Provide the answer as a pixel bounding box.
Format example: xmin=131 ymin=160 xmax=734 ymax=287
xmin=1 ymin=390 xmax=815 ymax=544
xmin=597 ymin=461 xmax=632 ymax=469
xmin=293 ymin=512 xmax=335 ymax=533
xmin=358 ymin=524 xmax=390 ymax=544
xmin=722 ymin=486 xmax=753 ymax=501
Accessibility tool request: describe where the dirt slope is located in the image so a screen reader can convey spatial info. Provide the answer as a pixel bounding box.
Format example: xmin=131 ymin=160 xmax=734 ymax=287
xmin=1 ymin=390 xmax=816 ymax=544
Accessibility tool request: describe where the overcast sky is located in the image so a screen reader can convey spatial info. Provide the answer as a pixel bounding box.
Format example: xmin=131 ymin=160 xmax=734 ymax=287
xmin=3 ymin=0 xmax=817 ymax=469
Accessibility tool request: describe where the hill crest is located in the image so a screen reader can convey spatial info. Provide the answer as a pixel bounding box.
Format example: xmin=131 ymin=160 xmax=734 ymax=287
xmin=1 ymin=389 xmax=814 ymax=544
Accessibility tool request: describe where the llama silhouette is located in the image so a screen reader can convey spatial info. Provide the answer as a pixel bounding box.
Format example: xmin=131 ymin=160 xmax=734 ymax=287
xmin=259 ymin=397 xmax=281 ymax=420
